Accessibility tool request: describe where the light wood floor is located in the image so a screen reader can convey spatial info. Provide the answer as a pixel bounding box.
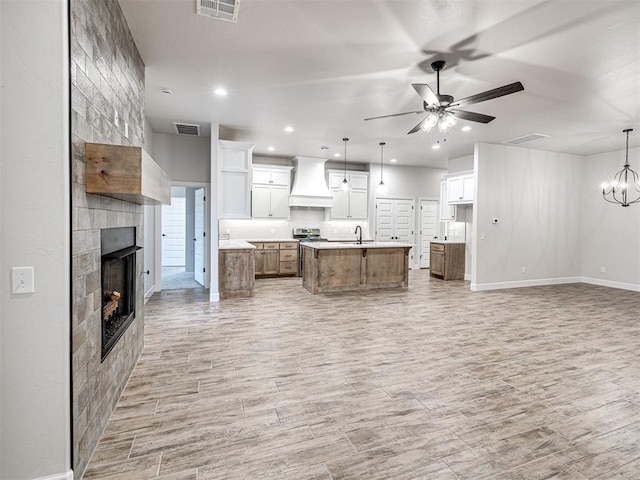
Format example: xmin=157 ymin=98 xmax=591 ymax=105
xmin=83 ymin=271 xmax=640 ymax=479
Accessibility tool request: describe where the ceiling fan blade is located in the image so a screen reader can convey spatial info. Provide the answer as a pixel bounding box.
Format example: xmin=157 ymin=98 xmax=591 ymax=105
xmin=412 ymin=83 xmax=440 ymax=106
xmin=364 ymin=110 xmax=423 ymax=121
xmin=407 ymin=117 xmax=428 ymax=135
xmin=451 ymin=81 xmax=524 ymax=108
xmin=449 ymin=109 xmax=495 ymax=124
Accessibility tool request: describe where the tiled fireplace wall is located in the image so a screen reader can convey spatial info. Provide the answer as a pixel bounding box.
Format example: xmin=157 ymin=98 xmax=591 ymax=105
xmin=70 ymin=0 xmax=146 ymax=476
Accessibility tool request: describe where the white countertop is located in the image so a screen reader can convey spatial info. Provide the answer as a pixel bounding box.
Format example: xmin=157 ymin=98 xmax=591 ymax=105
xmin=218 ymin=240 xmax=257 ymax=250
xmin=242 ymin=238 xmax=300 ymax=243
xmin=431 ymin=240 xmax=466 ymax=244
xmin=300 ymin=241 xmax=414 ymax=249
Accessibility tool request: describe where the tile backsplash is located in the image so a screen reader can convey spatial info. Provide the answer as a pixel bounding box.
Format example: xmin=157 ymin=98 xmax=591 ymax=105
xmin=220 ymin=208 xmax=370 ymax=241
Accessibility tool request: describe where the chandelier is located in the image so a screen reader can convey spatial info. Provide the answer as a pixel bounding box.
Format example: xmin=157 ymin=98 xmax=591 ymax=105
xmin=602 ymin=129 xmax=640 ymax=207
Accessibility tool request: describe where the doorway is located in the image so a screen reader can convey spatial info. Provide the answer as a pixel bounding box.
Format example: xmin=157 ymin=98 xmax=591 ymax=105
xmin=160 ymin=185 xmax=207 ymax=290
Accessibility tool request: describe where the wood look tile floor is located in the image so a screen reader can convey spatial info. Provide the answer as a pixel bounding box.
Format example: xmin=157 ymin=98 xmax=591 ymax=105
xmin=83 ymin=271 xmax=640 ymax=480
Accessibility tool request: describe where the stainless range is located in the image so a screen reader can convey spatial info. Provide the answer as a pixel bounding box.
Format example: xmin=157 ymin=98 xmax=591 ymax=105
xmin=292 ymin=228 xmax=328 ymax=276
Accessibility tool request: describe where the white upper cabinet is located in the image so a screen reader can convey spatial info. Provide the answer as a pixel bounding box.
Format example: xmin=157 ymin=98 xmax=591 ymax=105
xmin=251 ymin=165 xmax=292 ymax=218
xmin=327 ymin=170 xmax=369 ymax=219
xmin=219 ymin=140 xmax=254 ymax=219
xmin=446 ymin=172 xmax=474 ymax=204
xmin=440 ymin=180 xmax=456 ymax=221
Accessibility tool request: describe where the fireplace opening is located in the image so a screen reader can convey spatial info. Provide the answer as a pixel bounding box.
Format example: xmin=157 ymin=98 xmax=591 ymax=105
xmin=101 ymin=227 xmax=141 ymax=361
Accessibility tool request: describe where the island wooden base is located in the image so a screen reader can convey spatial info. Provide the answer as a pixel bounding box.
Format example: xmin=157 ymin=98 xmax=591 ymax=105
xmin=219 ymin=248 xmax=255 ymax=299
xmin=302 ymin=246 xmax=410 ymax=294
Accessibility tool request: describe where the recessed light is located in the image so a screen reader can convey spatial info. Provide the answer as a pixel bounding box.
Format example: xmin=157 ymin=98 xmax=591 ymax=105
xmin=432 ymin=143 xmax=441 ymax=150
xmin=462 ymin=125 xmax=472 ymax=132
xmin=284 ymin=126 xmax=294 ymax=133
xmin=333 ymin=153 xmax=341 ymax=158
xmin=390 ymin=158 xmax=397 ymax=163
xmin=214 ymin=87 xmax=228 ymax=96
xmin=161 ymin=88 xmax=173 ymax=95
xmin=267 ymin=146 xmax=275 ymax=152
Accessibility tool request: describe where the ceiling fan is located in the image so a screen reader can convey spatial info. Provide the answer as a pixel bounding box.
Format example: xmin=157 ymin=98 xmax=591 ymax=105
xmin=365 ymin=60 xmax=524 ymax=135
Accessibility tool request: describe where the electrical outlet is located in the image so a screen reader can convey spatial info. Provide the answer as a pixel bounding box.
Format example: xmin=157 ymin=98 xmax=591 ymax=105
xmin=114 ymin=109 xmax=119 ymax=126
xmin=124 ymin=122 xmax=129 ymax=138
xmin=521 ymin=266 xmax=526 ymax=273
xmin=600 ymin=266 xmax=606 ymax=273
xmin=480 ymin=233 xmax=485 ymax=240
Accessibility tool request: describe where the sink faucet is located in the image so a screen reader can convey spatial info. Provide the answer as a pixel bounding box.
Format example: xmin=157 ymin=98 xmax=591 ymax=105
xmin=354 ymin=225 xmax=362 ymax=245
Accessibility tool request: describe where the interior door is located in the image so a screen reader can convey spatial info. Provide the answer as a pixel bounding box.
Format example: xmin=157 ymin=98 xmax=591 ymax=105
xmin=375 ymin=197 xmax=416 ymax=267
xmin=375 ymin=199 xmax=394 ymax=241
xmin=194 ymin=188 xmax=205 ymax=286
xmin=161 ymin=189 xmax=186 ymax=267
xmin=419 ymin=199 xmax=439 ymax=268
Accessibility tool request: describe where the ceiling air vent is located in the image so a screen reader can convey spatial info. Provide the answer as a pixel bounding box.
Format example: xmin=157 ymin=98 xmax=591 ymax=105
xmin=196 ymin=0 xmax=240 ymax=23
xmin=173 ymin=122 xmax=201 ymax=136
xmin=503 ymin=133 xmax=549 ymax=145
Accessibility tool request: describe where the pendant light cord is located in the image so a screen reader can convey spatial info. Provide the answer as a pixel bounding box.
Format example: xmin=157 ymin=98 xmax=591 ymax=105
xmin=379 ymin=142 xmax=385 ymax=183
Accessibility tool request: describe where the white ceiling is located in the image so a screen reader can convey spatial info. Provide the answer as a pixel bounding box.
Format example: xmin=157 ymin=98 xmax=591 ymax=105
xmin=119 ymin=0 xmax=640 ymax=168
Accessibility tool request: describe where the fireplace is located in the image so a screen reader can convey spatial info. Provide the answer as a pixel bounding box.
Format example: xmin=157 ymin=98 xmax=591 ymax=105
xmin=101 ymin=227 xmax=141 ymax=361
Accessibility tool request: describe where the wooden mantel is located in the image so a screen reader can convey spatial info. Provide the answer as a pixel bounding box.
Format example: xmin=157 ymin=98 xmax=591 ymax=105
xmin=85 ymin=143 xmax=171 ymax=204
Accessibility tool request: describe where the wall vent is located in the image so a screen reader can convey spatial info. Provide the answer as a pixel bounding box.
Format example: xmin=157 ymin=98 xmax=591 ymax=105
xmin=196 ymin=0 xmax=240 ymax=23
xmin=503 ymin=133 xmax=549 ymax=145
xmin=173 ymin=122 xmax=201 ymax=136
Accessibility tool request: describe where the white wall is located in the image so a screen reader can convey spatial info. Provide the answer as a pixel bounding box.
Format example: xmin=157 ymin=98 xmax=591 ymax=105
xmin=1 ymin=1 xmax=72 ymax=478
xmin=153 ymin=133 xmax=210 ymax=182
xmin=580 ymin=147 xmax=640 ymax=290
xmin=472 ymin=143 xmax=583 ymax=290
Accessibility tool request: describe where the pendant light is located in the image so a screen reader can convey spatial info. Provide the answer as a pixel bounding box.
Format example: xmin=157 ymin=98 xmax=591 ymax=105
xmin=340 ymin=137 xmax=350 ymax=192
xmin=376 ymin=141 xmax=389 ymax=195
xmin=602 ymin=129 xmax=640 ymax=207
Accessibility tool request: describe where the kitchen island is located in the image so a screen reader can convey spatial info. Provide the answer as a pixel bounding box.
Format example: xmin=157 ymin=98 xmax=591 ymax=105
xmin=301 ymin=242 xmax=413 ymax=294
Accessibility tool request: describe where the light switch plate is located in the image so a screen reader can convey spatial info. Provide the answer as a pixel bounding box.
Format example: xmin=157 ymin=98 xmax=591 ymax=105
xmin=12 ymin=266 xmax=35 ymax=294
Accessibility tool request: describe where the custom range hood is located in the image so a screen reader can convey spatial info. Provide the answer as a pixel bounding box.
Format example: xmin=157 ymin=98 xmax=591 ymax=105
xmin=289 ymin=156 xmax=333 ymax=208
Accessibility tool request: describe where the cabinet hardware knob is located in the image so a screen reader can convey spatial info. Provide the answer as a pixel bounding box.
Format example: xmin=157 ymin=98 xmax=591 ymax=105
xmin=145 ymin=270 xmax=150 ymax=275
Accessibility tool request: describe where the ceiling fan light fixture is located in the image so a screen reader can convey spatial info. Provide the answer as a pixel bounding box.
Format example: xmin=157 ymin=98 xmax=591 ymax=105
xmin=602 ymin=129 xmax=640 ymax=207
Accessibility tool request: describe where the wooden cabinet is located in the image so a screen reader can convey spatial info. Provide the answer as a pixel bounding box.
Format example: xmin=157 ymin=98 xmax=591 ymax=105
xmin=219 ymin=140 xmax=254 ymax=218
xmin=447 ymin=172 xmax=474 ymax=204
xmin=249 ymin=241 xmax=299 ymax=277
xmin=219 ymin=247 xmax=255 ymax=299
xmin=278 ymin=242 xmax=298 ymax=275
xmin=327 ymin=170 xmax=369 ymax=219
xmin=429 ymin=242 xmax=465 ymax=280
xmin=251 ymin=166 xmax=292 ymax=218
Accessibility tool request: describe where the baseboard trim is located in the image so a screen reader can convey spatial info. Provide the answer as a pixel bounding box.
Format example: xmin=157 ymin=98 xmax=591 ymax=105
xmin=144 ymin=284 xmax=155 ymax=303
xmin=580 ymin=277 xmax=640 ymax=292
xmin=34 ymin=470 xmax=73 ymax=480
xmin=470 ymin=277 xmax=582 ymax=291
xmin=464 ymin=273 xmax=472 ymax=281
xmin=210 ymin=291 xmax=220 ymax=302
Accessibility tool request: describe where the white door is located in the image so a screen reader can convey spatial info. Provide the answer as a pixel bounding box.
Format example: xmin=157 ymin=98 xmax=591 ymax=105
xmin=375 ymin=199 xmax=394 ymax=241
xmin=194 ymin=188 xmax=205 ymax=286
xmin=270 ymin=185 xmax=290 ymax=218
xmin=161 ymin=190 xmax=186 ymax=267
xmin=419 ymin=200 xmax=439 ymax=268
xmin=251 ymin=184 xmax=271 ymax=218
xmin=375 ymin=198 xmax=416 ymax=266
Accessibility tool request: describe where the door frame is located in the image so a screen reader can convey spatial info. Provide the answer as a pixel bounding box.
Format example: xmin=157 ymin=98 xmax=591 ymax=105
xmin=155 ymin=181 xmax=211 ymax=291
